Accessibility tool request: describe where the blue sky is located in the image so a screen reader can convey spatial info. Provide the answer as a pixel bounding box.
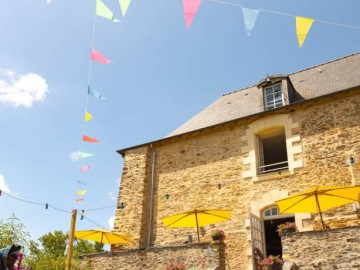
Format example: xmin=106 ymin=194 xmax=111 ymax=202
xmin=0 ymin=0 xmax=359 ymax=244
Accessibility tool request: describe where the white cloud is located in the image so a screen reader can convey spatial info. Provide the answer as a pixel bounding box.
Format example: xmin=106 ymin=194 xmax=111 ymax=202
xmin=108 ymin=216 xmax=115 ymax=230
xmin=70 ymin=151 xmax=82 ymax=161
xmin=0 ymin=69 xmax=48 ymax=107
xmin=0 ymin=175 xmax=11 ymax=193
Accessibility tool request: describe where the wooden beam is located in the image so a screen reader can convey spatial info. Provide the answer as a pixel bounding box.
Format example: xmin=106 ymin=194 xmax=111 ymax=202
xmin=65 ymin=209 xmax=77 ymax=270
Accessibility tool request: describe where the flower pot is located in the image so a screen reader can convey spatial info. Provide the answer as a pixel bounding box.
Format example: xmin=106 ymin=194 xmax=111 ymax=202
xmin=211 ymin=235 xmax=221 ymax=241
xmin=283 ymin=227 xmax=296 ymax=234
xmin=272 ymin=264 xmax=283 ymax=270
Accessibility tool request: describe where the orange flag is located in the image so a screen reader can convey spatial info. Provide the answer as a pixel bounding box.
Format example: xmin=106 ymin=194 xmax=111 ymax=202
xmin=82 ymin=135 xmax=100 ymax=143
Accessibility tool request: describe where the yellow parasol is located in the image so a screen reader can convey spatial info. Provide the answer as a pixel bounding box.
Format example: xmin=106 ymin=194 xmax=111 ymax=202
xmin=161 ymin=209 xmax=231 ymax=242
xmin=74 ymin=229 xmax=132 ymax=244
xmin=276 ymin=186 xmax=360 ymax=229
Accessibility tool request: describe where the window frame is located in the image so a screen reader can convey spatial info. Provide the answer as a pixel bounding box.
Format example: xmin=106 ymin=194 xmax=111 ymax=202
xmin=263 ymin=84 xmax=284 ymax=110
xmin=256 ymin=127 xmax=289 ymax=175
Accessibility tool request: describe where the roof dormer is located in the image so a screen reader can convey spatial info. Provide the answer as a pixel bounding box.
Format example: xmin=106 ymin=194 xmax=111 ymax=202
xmin=257 ymin=75 xmax=296 ymax=111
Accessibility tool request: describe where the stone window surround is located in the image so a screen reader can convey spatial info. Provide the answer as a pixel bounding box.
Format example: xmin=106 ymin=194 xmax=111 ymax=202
xmin=241 ymin=114 xmax=303 ymax=181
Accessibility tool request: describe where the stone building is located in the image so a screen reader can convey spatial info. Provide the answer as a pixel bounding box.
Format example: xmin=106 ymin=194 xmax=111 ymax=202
xmin=80 ymin=53 xmax=360 ymax=270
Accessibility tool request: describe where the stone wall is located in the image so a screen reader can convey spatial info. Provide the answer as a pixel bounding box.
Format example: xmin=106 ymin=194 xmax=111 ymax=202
xmin=108 ymin=89 xmax=360 ymax=270
xmin=281 ymin=226 xmax=360 ymax=270
xmin=79 ymin=242 xmax=224 ymax=270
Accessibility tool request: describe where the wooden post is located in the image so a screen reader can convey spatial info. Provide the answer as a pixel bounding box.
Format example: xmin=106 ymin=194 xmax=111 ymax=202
xmin=65 ymin=209 xmax=77 ymax=270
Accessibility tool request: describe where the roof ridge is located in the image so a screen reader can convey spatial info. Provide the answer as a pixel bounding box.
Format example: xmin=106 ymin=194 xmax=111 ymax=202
xmin=222 ymin=51 xmax=360 ymax=97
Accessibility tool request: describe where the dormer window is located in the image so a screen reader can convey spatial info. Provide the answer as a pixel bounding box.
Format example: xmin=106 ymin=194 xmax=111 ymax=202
xmin=257 ymin=74 xmax=297 ymax=111
xmin=264 ymin=84 xmax=283 ymax=110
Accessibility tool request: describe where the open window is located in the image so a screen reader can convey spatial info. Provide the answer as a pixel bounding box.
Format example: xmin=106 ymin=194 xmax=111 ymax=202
xmin=256 ymin=127 xmax=288 ymax=174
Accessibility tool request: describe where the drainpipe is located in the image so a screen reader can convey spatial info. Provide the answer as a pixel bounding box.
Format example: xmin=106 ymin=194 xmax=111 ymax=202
xmin=147 ymin=144 xmax=156 ymax=248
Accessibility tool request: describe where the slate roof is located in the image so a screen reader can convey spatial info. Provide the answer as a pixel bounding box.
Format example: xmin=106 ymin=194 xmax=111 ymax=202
xmin=168 ymin=52 xmax=360 ymax=137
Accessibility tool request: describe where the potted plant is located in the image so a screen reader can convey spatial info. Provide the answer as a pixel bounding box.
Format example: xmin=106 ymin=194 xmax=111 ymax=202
xmin=260 ymin=255 xmax=284 ymax=270
xmin=166 ymin=261 xmax=187 ymax=270
xmin=276 ymin=222 xmax=297 ymax=235
xmin=211 ymin=229 xmax=226 ymax=241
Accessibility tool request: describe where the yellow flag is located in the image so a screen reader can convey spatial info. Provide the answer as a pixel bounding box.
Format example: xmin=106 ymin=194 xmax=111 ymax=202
xmin=119 ymin=0 xmax=131 ymax=17
xmin=96 ymin=0 xmax=120 ymax=22
xmin=296 ymin=16 xmax=314 ymax=48
xmin=77 ymin=190 xmax=87 ymax=196
xmin=85 ymin=111 xmax=93 ymax=121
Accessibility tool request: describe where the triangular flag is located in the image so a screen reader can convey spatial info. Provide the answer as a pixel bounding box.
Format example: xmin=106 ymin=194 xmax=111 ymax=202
xmin=91 ymin=49 xmax=112 ymax=64
xmin=83 ymin=135 xmax=100 ymax=143
xmin=80 ymin=165 xmax=91 ymax=172
xmin=81 ymin=152 xmax=96 ymax=158
xmin=296 ymin=16 xmax=314 ymax=48
xmin=78 ymin=180 xmax=90 ymax=186
xmin=242 ymin=8 xmax=259 ymax=36
xmin=119 ymin=0 xmax=131 ymax=17
xmin=77 ymin=190 xmax=87 ymax=196
xmin=76 ymin=198 xmax=85 ymax=202
xmin=183 ymin=0 xmax=202 ymax=29
xmin=85 ymin=111 xmax=93 ymax=121
xmin=88 ymin=86 xmax=106 ymax=100
xmin=96 ymin=0 xmax=120 ymax=22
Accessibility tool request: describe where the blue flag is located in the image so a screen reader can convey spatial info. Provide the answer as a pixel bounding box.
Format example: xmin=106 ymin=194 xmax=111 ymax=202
xmin=242 ymin=8 xmax=259 ymax=36
xmin=88 ymin=86 xmax=106 ymax=100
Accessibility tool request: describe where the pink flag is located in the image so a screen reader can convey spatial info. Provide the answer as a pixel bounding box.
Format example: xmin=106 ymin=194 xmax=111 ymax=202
xmin=76 ymin=198 xmax=85 ymax=202
xmin=80 ymin=165 xmax=91 ymax=172
xmin=91 ymin=49 xmax=112 ymax=64
xmin=183 ymin=0 xmax=201 ymax=29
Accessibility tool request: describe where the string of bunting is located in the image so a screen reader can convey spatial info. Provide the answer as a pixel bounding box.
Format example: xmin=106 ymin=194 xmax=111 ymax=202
xmin=74 ymin=0 xmax=132 ymax=204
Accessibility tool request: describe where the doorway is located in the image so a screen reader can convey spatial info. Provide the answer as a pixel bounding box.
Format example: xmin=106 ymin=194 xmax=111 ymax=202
xmin=264 ymin=217 xmax=294 ymax=257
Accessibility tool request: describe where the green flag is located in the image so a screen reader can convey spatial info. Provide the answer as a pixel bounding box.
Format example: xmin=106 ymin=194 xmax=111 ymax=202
xmin=119 ymin=0 xmax=131 ymax=17
xmin=96 ymin=0 xmax=120 ymax=22
xmin=81 ymin=152 xmax=96 ymax=158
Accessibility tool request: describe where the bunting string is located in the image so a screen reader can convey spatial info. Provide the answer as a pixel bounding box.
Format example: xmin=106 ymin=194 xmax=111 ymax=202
xmin=75 ymin=0 xmax=116 ymax=203
xmin=208 ymin=0 xmax=360 ymax=30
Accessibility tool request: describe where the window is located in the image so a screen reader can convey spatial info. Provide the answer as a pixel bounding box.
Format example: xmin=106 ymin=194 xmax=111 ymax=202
xmin=264 ymin=84 xmax=283 ymax=110
xmin=263 ymin=207 xmax=279 ymax=218
xmin=256 ymin=127 xmax=288 ymax=174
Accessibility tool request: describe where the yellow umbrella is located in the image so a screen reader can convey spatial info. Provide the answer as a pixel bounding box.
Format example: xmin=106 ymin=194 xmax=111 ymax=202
xmin=74 ymin=229 xmax=133 ymax=244
xmin=276 ymin=186 xmax=360 ymax=229
xmin=161 ymin=209 xmax=231 ymax=242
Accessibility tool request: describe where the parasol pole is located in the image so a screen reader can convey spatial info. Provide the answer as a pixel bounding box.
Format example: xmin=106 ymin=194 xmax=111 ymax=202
xmin=315 ymin=191 xmax=325 ymax=230
xmin=195 ymin=210 xmax=200 ymax=242
xmin=65 ymin=209 xmax=77 ymax=270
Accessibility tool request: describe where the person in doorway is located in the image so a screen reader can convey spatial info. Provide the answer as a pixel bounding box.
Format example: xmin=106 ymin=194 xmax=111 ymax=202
xmin=0 ymin=244 xmax=22 ymax=270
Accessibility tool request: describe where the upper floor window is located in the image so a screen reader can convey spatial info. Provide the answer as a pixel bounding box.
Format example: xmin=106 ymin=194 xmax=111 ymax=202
xmin=264 ymin=84 xmax=283 ymax=110
xmin=256 ymin=127 xmax=288 ymax=174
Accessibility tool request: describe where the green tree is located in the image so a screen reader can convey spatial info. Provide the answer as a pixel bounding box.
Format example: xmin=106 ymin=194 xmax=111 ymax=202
xmin=0 ymin=213 xmax=30 ymax=250
xmin=27 ymin=230 xmax=103 ymax=270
